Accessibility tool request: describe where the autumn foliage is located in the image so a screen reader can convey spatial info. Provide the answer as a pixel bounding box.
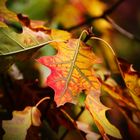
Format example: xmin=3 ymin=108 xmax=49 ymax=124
xmin=0 ymin=0 xmax=140 ymax=140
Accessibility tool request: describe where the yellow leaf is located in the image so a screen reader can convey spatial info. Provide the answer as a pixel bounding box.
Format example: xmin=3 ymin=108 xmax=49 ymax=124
xmin=37 ymin=39 xmax=101 ymax=106
xmin=0 ymin=0 xmax=18 ymax=27
xmin=81 ymin=0 xmax=106 ymax=16
xmin=101 ymin=80 xmax=136 ymax=109
xmin=31 ymin=106 xmax=41 ymax=126
xmin=2 ymin=106 xmax=41 ymax=140
xmin=129 ymin=91 xmax=140 ymax=110
xmin=50 ymin=29 xmax=71 ymax=41
xmin=85 ymin=90 xmax=122 ymax=139
xmin=54 ymin=4 xmax=84 ymax=28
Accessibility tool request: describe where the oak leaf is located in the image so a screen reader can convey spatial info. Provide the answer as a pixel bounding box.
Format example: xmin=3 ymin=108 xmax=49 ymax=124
xmin=0 ymin=1 xmax=71 ymax=72
xmin=37 ymin=36 xmax=122 ymax=139
xmin=85 ymin=90 xmax=122 ymax=139
xmin=118 ymin=58 xmax=140 ymax=109
xmin=100 ymin=78 xmax=136 ymax=109
xmin=2 ymin=106 xmax=41 ymax=140
xmin=37 ymin=39 xmax=101 ymax=106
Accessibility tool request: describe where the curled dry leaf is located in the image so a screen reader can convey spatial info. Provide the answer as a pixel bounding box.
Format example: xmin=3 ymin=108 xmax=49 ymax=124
xmin=118 ymin=58 xmax=140 ymax=109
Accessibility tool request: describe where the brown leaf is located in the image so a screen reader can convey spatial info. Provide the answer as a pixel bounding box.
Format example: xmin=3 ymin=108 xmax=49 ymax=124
xmin=101 ymin=79 xmax=136 ymax=109
xmin=118 ymin=58 xmax=140 ymax=109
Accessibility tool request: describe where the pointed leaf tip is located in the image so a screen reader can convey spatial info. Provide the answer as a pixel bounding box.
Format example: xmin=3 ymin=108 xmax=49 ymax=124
xmin=85 ymin=90 xmax=122 ymax=139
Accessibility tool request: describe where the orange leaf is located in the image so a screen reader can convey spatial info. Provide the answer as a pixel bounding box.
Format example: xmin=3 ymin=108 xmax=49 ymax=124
xmin=37 ymin=38 xmax=101 ymax=106
xmin=118 ymin=58 xmax=140 ymax=109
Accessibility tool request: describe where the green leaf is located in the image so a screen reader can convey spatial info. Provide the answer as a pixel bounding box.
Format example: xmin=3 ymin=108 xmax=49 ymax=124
xmin=0 ymin=0 xmax=71 ymax=72
xmin=0 ymin=27 xmax=51 ymax=56
xmin=0 ymin=26 xmax=51 ymax=72
xmin=0 ymin=0 xmax=49 ymax=71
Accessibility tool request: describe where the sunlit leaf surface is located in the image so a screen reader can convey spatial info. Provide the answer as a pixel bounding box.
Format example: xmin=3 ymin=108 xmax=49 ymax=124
xmin=85 ymin=90 xmax=122 ymax=139
xmin=2 ymin=106 xmax=41 ymax=140
xmin=37 ymin=39 xmax=101 ymax=106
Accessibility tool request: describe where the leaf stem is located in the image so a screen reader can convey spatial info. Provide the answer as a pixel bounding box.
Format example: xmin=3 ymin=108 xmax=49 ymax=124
xmin=63 ymin=0 xmax=140 ymax=42
xmin=91 ymin=37 xmax=140 ymax=110
xmin=105 ymin=16 xmax=140 ymax=42
xmin=35 ymin=97 xmax=50 ymax=108
xmin=0 ymin=39 xmax=64 ymax=56
xmin=91 ymin=36 xmax=125 ymax=80
xmin=60 ymin=30 xmax=88 ymax=100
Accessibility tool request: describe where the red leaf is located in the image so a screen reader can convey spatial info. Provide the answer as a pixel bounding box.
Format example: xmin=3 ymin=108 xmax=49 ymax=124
xmin=37 ymin=38 xmax=101 ymax=106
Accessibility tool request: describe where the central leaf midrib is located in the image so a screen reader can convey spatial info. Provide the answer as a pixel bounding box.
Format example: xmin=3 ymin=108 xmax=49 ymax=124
xmin=0 ymin=28 xmax=49 ymax=56
xmin=0 ymin=40 xmax=55 ymax=56
xmin=62 ymin=40 xmax=80 ymax=94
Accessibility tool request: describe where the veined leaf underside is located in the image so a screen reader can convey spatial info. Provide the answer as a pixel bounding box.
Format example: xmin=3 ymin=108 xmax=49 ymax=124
xmin=47 ymin=32 xmax=100 ymax=102
xmin=0 ymin=27 xmax=64 ymax=56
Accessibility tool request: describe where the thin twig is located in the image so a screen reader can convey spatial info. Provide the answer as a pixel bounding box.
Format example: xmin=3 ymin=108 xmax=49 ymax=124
xmin=60 ymin=108 xmax=86 ymax=140
xmin=60 ymin=109 xmax=76 ymax=125
xmin=103 ymin=0 xmax=124 ymax=16
xmin=105 ymin=16 xmax=140 ymax=41
xmin=64 ymin=0 xmax=140 ymax=42
xmin=91 ymin=36 xmax=125 ymax=82
xmin=66 ymin=16 xmax=101 ymax=31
